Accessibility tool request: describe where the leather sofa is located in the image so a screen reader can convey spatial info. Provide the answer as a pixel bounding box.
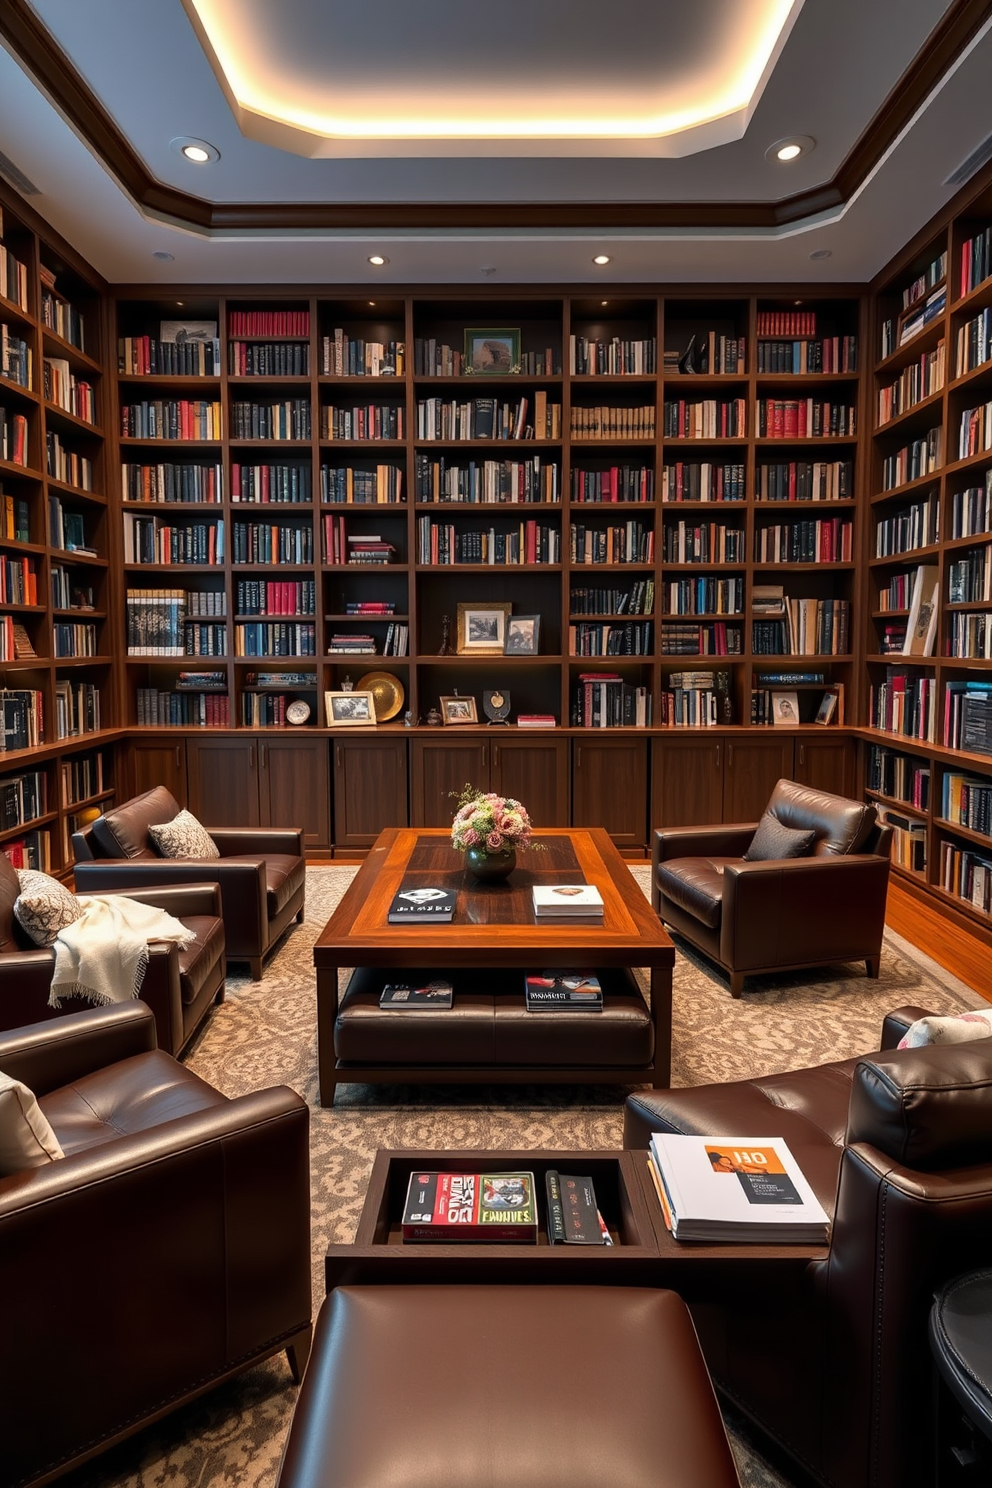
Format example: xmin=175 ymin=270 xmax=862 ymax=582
xmin=72 ymin=785 xmax=306 ymax=979
xmin=0 ymin=1002 xmax=311 ymax=1488
xmin=0 ymin=850 xmax=225 ymax=1057
xmin=624 ymin=1006 xmax=992 ymax=1488
xmin=653 ymin=777 xmax=892 ymax=996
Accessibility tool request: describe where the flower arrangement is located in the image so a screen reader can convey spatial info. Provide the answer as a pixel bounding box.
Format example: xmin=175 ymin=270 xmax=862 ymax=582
xmin=450 ymin=784 xmax=534 ymax=855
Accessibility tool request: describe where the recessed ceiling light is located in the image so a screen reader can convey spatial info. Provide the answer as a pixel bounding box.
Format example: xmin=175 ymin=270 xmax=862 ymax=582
xmin=368 ymin=301 xmax=376 ymax=307
xmin=601 ymin=301 xmax=609 ymax=307
xmin=809 ymin=248 xmax=833 ymax=261
xmin=152 ymin=251 xmax=174 ymax=262
xmin=169 ymin=136 xmax=220 ymax=164
xmin=368 ymin=255 xmax=388 ymax=267
xmin=765 ymin=136 xmax=815 ymax=164
xmin=592 ymin=255 xmax=611 ymax=266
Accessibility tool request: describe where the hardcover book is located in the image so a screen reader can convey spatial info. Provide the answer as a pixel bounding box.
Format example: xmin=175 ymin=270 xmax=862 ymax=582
xmin=532 ymin=883 xmax=604 ymax=916
xmin=387 ymin=886 xmax=456 ymax=923
xmin=524 ymin=972 xmax=603 ymax=1011
xmin=379 ymin=980 xmax=453 ymax=1009
xmin=648 ymin=1134 xmax=829 ymax=1243
xmin=402 ymin=1171 xmax=538 ymax=1242
xmin=550 ymin=1172 xmax=611 ymax=1245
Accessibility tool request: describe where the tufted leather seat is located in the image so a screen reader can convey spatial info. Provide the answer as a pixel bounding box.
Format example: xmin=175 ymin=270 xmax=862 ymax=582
xmin=653 ymin=777 xmax=892 ymax=996
xmin=72 ymin=786 xmax=306 ymax=979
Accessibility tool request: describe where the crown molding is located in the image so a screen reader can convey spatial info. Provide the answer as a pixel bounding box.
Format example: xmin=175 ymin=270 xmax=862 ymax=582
xmin=2 ymin=0 xmax=989 ymax=234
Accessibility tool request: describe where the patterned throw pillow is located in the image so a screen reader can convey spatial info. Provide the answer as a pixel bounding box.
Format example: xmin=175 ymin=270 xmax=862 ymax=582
xmin=743 ymin=812 xmax=816 ymax=862
xmin=148 ymin=809 xmax=220 ymax=860
xmin=0 ymin=1070 xmax=64 ymax=1174
xmin=898 ymin=1011 xmax=992 ymax=1048
xmin=13 ymin=869 xmax=82 ymax=948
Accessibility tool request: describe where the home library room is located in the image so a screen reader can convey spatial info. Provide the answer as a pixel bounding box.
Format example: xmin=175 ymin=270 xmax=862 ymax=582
xmin=0 ymin=190 xmax=119 ymax=879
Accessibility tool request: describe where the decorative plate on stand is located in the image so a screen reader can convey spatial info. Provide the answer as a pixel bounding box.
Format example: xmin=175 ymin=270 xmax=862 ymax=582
xmin=356 ymin=671 xmax=405 ymax=722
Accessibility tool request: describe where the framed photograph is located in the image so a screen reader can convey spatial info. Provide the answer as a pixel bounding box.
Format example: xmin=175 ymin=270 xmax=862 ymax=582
xmin=504 ymin=615 xmax=540 ymax=656
xmin=814 ymin=691 xmax=839 ymax=726
xmin=464 ymin=328 xmax=520 ymax=375
xmin=440 ymin=695 xmax=478 ymax=725
xmin=771 ymin=690 xmax=800 ymax=727
xmin=457 ymin=602 xmax=511 ymax=654
xmin=324 ymin=690 xmax=377 ymax=726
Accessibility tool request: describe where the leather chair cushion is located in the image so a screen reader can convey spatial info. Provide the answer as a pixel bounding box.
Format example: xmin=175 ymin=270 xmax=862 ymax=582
xmin=848 ymin=1041 xmax=992 ymax=1169
xmin=764 ymin=778 xmax=877 ymax=858
xmin=626 ymin=1057 xmax=861 ymax=1214
xmin=39 ymin=1049 xmax=227 ymax=1157
xmin=276 ymin=1285 xmax=742 ymax=1488
xmin=0 ymin=851 xmax=20 ymax=952
xmin=219 ymin=854 xmax=305 ymax=920
xmin=174 ymin=915 xmax=226 ymax=1006
xmin=656 ymin=857 xmax=737 ymax=929
xmin=93 ymin=786 xmax=181 ymax=859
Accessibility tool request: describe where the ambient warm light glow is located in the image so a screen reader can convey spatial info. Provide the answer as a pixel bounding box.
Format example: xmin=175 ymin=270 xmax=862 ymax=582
xmin=777 ymin=143 xmax=802 ymax=160
xmin=593 ymin=255 xmax=612 ymax=266
xmin=182 ymin=144 xmax=211 ymax=162
xmin=368 ymin=255 xmax=387 ymax=267
xmin=180 ymin=0 xmax=805 ymax=158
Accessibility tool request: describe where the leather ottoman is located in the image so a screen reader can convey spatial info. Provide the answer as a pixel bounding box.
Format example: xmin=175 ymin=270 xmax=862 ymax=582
xmin=334 ymin=965 xmax=654 ymax=1067
xmin=276 ymin=1285 xmax=741 ymax=1488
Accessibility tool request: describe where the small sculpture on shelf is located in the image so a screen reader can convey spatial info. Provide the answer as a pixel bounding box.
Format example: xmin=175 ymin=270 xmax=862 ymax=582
xmin=426 ymin=706 xmax=442 ymax=727
xmin=438 ymin=615 xmax=453 ymax=656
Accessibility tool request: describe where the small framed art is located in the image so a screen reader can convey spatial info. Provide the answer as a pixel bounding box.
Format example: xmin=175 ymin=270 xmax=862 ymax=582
xmin=464 ymin=328 xmax=520 ymax=375
xmin=325 ymin=690 xmax=377 ymax=726
xmin=771 ymin=690 xmax=800 ymax=726
xmin=504 ymin=615 xmax=540 ymax=655
xmin=440 ymin=695 xmax=479 ymax=725
xmin=457 ymin=602 xmax=511 ymax=654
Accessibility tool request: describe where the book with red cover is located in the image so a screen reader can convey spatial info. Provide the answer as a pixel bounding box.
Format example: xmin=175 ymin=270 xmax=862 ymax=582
xmin=402 ymin=1171 xmax=538 ymax=1242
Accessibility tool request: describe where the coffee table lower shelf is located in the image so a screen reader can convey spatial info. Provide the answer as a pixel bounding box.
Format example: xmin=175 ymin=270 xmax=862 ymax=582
xmin=325 ymin=1149 xmax=827 ymax=1297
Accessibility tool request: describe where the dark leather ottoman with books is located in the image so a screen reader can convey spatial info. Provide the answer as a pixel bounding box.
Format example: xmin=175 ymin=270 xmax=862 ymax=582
xmin=275 ymin=1284 xmax=742 ymax=1488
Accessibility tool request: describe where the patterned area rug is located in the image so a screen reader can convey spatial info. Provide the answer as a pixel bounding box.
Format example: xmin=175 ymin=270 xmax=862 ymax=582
xmin=59 ymin=865 xmax=986 ymax=1488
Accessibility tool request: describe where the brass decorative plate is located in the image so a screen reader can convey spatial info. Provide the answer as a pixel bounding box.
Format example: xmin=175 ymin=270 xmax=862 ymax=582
xmin=356 ymin=670 xmax=405 ymax=722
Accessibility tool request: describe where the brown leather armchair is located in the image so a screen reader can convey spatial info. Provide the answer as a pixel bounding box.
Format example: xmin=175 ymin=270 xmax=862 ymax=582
xmin=624 ymin=1007 xmax=992 ymax=1488
xmin=653 ymin=777 xmax=892 ymax=996
xmin=0 ymin=1002 xmax=311 ymax=1488
xmin=0 ymin=849 xmax=225 ymax=1057
xmin=72 ymin=785 xmax=306 ymax=979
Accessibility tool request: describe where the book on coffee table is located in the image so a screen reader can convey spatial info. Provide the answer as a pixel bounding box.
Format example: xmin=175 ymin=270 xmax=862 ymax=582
xmin=402 ymin=1171 xmax=538 ymax=1242
xmin=648 ymin=1134 xmax=829 ymax=1244
xmin=524 ymin=971 xmax=603 ymax=1011
xmin=379 ymin=980 xmax=453 ymax=1010
xmin=532 ymin=884 xmax=604 ymax=916
xmin=546 ymin=1170 xmax=613 ymax=1245
xmin=387 ymin=887 xmax=456 ymax=923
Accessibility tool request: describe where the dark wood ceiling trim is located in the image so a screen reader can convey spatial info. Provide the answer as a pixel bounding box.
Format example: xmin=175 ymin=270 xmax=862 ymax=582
xmin=1 ymin=0 xmax=987 ymax=235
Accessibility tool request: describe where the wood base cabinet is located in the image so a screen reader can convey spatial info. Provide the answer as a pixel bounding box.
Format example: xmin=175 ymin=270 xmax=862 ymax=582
xmin=571 ymin=737 xmax=648 ymax=847
xmin=126 ymin=737 xmax=188 ymax=807
xmin=332 ymin=735 xmax=409 ymax=849
xmin=187 ymin=735 xmax=330 ymax=847
xmin=411 ymin=734 xmax=569 ymax=829
xmin=723 ymin=736 xmax=795 ymax=822
xmin=794 ymin=736 xmax=856 ymax=798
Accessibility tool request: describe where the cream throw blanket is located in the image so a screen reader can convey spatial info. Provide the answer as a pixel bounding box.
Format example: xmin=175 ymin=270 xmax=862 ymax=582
xmin=49 ymin=895 xmax=196 ymax=1009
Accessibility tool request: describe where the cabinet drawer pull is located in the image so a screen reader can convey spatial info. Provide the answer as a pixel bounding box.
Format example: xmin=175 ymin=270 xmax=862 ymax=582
xmin=715 ymin=743 xmax=720 ymax=769
xmin=576 ymin=746 xmax=582 ymax=767
xmin=799 ymin=744 xmax=806 ymax=766
xmin=175 ymin=746 xmax=181 ymax=768
xmin=248 ymin=745 xmax=255 ymax=770
xmin=336 ymin=745 xmax=342 ymax=769
xmin=727 ymin=744 xmax=733 ymax=768
xmin=481 ymin=745 xmax=487 ymax=769
xmin=260 ymin=743 xmax=267 ymax=769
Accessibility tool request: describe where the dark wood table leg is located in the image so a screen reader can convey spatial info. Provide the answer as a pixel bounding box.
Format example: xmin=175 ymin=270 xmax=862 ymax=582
xmin=650 ymin=962 xmax=672 ymax=1087
xmin=316 ymin=963 xmax=340 ymax=1107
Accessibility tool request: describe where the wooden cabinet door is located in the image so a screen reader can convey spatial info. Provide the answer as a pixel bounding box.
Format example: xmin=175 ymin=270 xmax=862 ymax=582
xmin=491 ymin=735 xmax=569 ymax=827
xmin=723 ymin=736 xmax=794 ymax=823
xmin=794 ymin=736 xmax=856 ymax=799
xmin=126 ymin=737 xmax=188 ymax=807
xmin=411 ymin=738 xmax=489 ymax=827
xmin=187 ymin=738 xmax=260 ymax=826
xmin=332 ymin=735 xmax=409 ymax=848
xmin=571 ymin=737 xmax=648 ymax=847
xmin=650 ymin=737 xmax=724 ymax=829
xmin=259 ymin=735 xmax=331 ymax=848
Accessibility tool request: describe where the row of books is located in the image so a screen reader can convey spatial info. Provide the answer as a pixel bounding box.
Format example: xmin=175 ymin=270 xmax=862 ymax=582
xmin=878 ymin=339 xmax=945 ymax=425
xmin=230 ymin=398 xmax=311 ymax=441
xmin=43 ymin=359 xmax=95 ymax=424
xmin=118 ymin=335 xmax=221 ymax=377
xmin=54 ymin=680 xmax=100 ymax=740
xmin=940 ymin=841 xmax=992 ymax=914
xmin=943 ymin=771 xmax=992 ymax=833
xmin=323 ymin=333 xmax=402 ymax=378
xmin=230 ymin=521 xmax=313 ymax=565
xmin=233 ymin=622 xmax=316 ymax=657
xmin=881 ymin=430 xmax=943 ymax=492
xmin=3 ymin=831 xmax=50 ymax=872
xmin=875 ymin=494 xmax=938 ymax=557
xmin=229 ymin=310 xmax=308 ymax=338
xmin=0 ymin=768 xmax=46 ymax=829
xmin=958 ymin=400 xmax=992 ymax=461
xmin=660 ymin=620 xmax=741 ymax=655
xmin=415 ymin=455 xmax=559 ymax=505
xmin=661 ymin=461 xmax=745 ymax=502
xmin=53 ymin=622 xmax=98 ymax=658
xmin=568 ymin=621 xmax=652 ymax=656
xmin=663 ymin=398 xmax=745 ymax=440
xmin=753 ymin=517 xmax=852 ymax=564
xmin=756 ymin=398 xmax=856 ymax=438
xmin=322 ymin=518 xmax=396 ymax=565
xmin=136 ymin=688 xmax=230 ymax=726
xmin=755 ymin=335 xmax=857 ymax=374
xmin=47 ymin=431 xmax=92 ymax=489
xmin=948 ymin=612 xmax=992 ymax=659
xmin=229 ymin=340 xmax=308 ymax=377
xmin=0 ymin=242 xmax=28 ymax=312
xmin=123 ymin=513 xmax=224 ymax=565
xmin=401 ymin=1166 xmax=612 ymax=1246
xmin=955 ymin=312 xmax=992 ymax=379
xmin=231 ymin=463 xmax=310 ymax=503
xmin=128 ymin=590 xmax=197 ymax=654
xmin=569 ymin=580 xmax=654 ymax=615
xmin=867 ymin=744 xmax=930 ymax=809
xmin=235 ymin=579 xmax=315 ymax=616
xmin=662 ymin=521 xmax=745 ymax=564
xmin=570 ymin=522 xmax=654 ymax=566
xmin=182 ymin=623 xmax=226 ymax=656
xmin=952 ymin=475 xmax=992 ymax=539
xmin=870 ymin=669 xmax=938 ymax=742
xmin=673 ymin=332 xmax=745 ymax=375
xmin=0 ymin=690 xmax=42 ymax=753
xmin=61 ymin=752 xmax=103 ymax=807
xmin=121 ymin=399 xmax=222 ymax=441
xmin=48 ymin=499 xmax=93 ymax=555
xmin=571 ymin=465 xmax=653 ymax=503
xmin=0 ymin=552 xmax=36 ymax=605
xmin=1 ymin=325 xmax=32 ymax=389
xmin=569 ymin=335 xmax=656 ymax=376
xmin=322 ymin=404 xmax=403 ymax=441
xmin=122 ymin=461 xmax=223 ymax=504
xmin=663 ymin=576 xmax=742 ymax=616
xmin=321 ymin=465 xmax=404 ymax=504
xmin=416 ymin=517 xmax=560 ymax=567
xmin=572 ymin=405 xmax=654 ymax=440
xmin=877 ymin=804 xmax=927 ymax=873
xmin=0 ymin=408 xmax=27 ymax=465
xmin=417 ymin=396 xmax=559 ymax=442
xmin=571 ymin=674 xmax=652 ymax=727
xmin=948 ymin=548 xmax=992 ymax=603
xmin=960 ymin=230 xmax=992 ymax=299
xmin=412 ymin=340 xmax=557 ymax=378
xmin=659 ymin=672 xmax=730 ymax=727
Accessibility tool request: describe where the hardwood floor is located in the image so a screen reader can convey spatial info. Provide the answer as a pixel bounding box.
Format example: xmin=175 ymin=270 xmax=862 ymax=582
xmin=886 ymin=877 xmax=992 ymax=1004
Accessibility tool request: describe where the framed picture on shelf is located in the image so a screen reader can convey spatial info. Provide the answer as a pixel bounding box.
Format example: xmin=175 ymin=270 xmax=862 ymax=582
xmin=464 ymin=328 xmax=520 ymax=375
xmin=814 ymin=691 xmax=839 ymax=726
xmin=325 ymin=690 xmax=377 ymax=726
xmin=440 ymin=696 xmax=478 ymax=725
xmin=504 ymin=615 xmax=540 ymax=656
xmin=771 ymin=690 xmax=800 ymax=727
xmin=457 ymin=602 xmax=511 ymax=654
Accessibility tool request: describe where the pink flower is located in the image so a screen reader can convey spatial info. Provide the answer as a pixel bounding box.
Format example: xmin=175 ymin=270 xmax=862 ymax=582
xmin=462 ymin=827 xmax=479 ymax=846
xmin=486 ymin=830 xmax=504 ymax=850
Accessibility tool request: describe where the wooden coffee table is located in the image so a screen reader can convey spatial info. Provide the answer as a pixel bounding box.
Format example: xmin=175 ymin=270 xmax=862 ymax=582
xmin=313 ymin=827 xmax=675 ymax=1105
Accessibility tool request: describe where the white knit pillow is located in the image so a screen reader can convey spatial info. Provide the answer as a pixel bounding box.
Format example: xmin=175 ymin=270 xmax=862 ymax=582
xmin=898 ymin=1010 xmax=992 ymax=1048
xmin=148 ymin=809 xmax=220 ymax=860
xmin=13 ymin=869 xmax=82 ymax=947
xmin=0 ymin=1070 xmax=64 ymax=1174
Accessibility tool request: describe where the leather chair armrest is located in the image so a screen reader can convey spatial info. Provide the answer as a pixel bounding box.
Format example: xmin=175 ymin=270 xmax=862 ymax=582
xmin=90 ymin=882 xmax=223 ymax=919
xmin=211 ymin=827 xmax=304 ymax=857
xmin=0 ymin=1003 xmax=157 ymax=1093
xmin=74 ymin=859 xmax=264 ymax=898
xmin=880 ymin=1006 xmax=935 ymax=1049
xmin=0 ymin=946 xmax=57 ymax=1014
xmin=653 ymin=823 xmax=758 ymax=863
xmin=721 ymin=854 xmax=890 ymax=971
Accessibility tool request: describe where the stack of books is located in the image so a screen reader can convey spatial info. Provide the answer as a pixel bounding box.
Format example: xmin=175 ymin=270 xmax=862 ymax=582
xmin=647 ymin=1134 xmax=829 ymax=1243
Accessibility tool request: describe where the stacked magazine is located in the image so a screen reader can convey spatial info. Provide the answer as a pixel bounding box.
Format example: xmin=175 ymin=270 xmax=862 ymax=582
xmin=648 ymin=1133 xmax=829 ymax=1244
